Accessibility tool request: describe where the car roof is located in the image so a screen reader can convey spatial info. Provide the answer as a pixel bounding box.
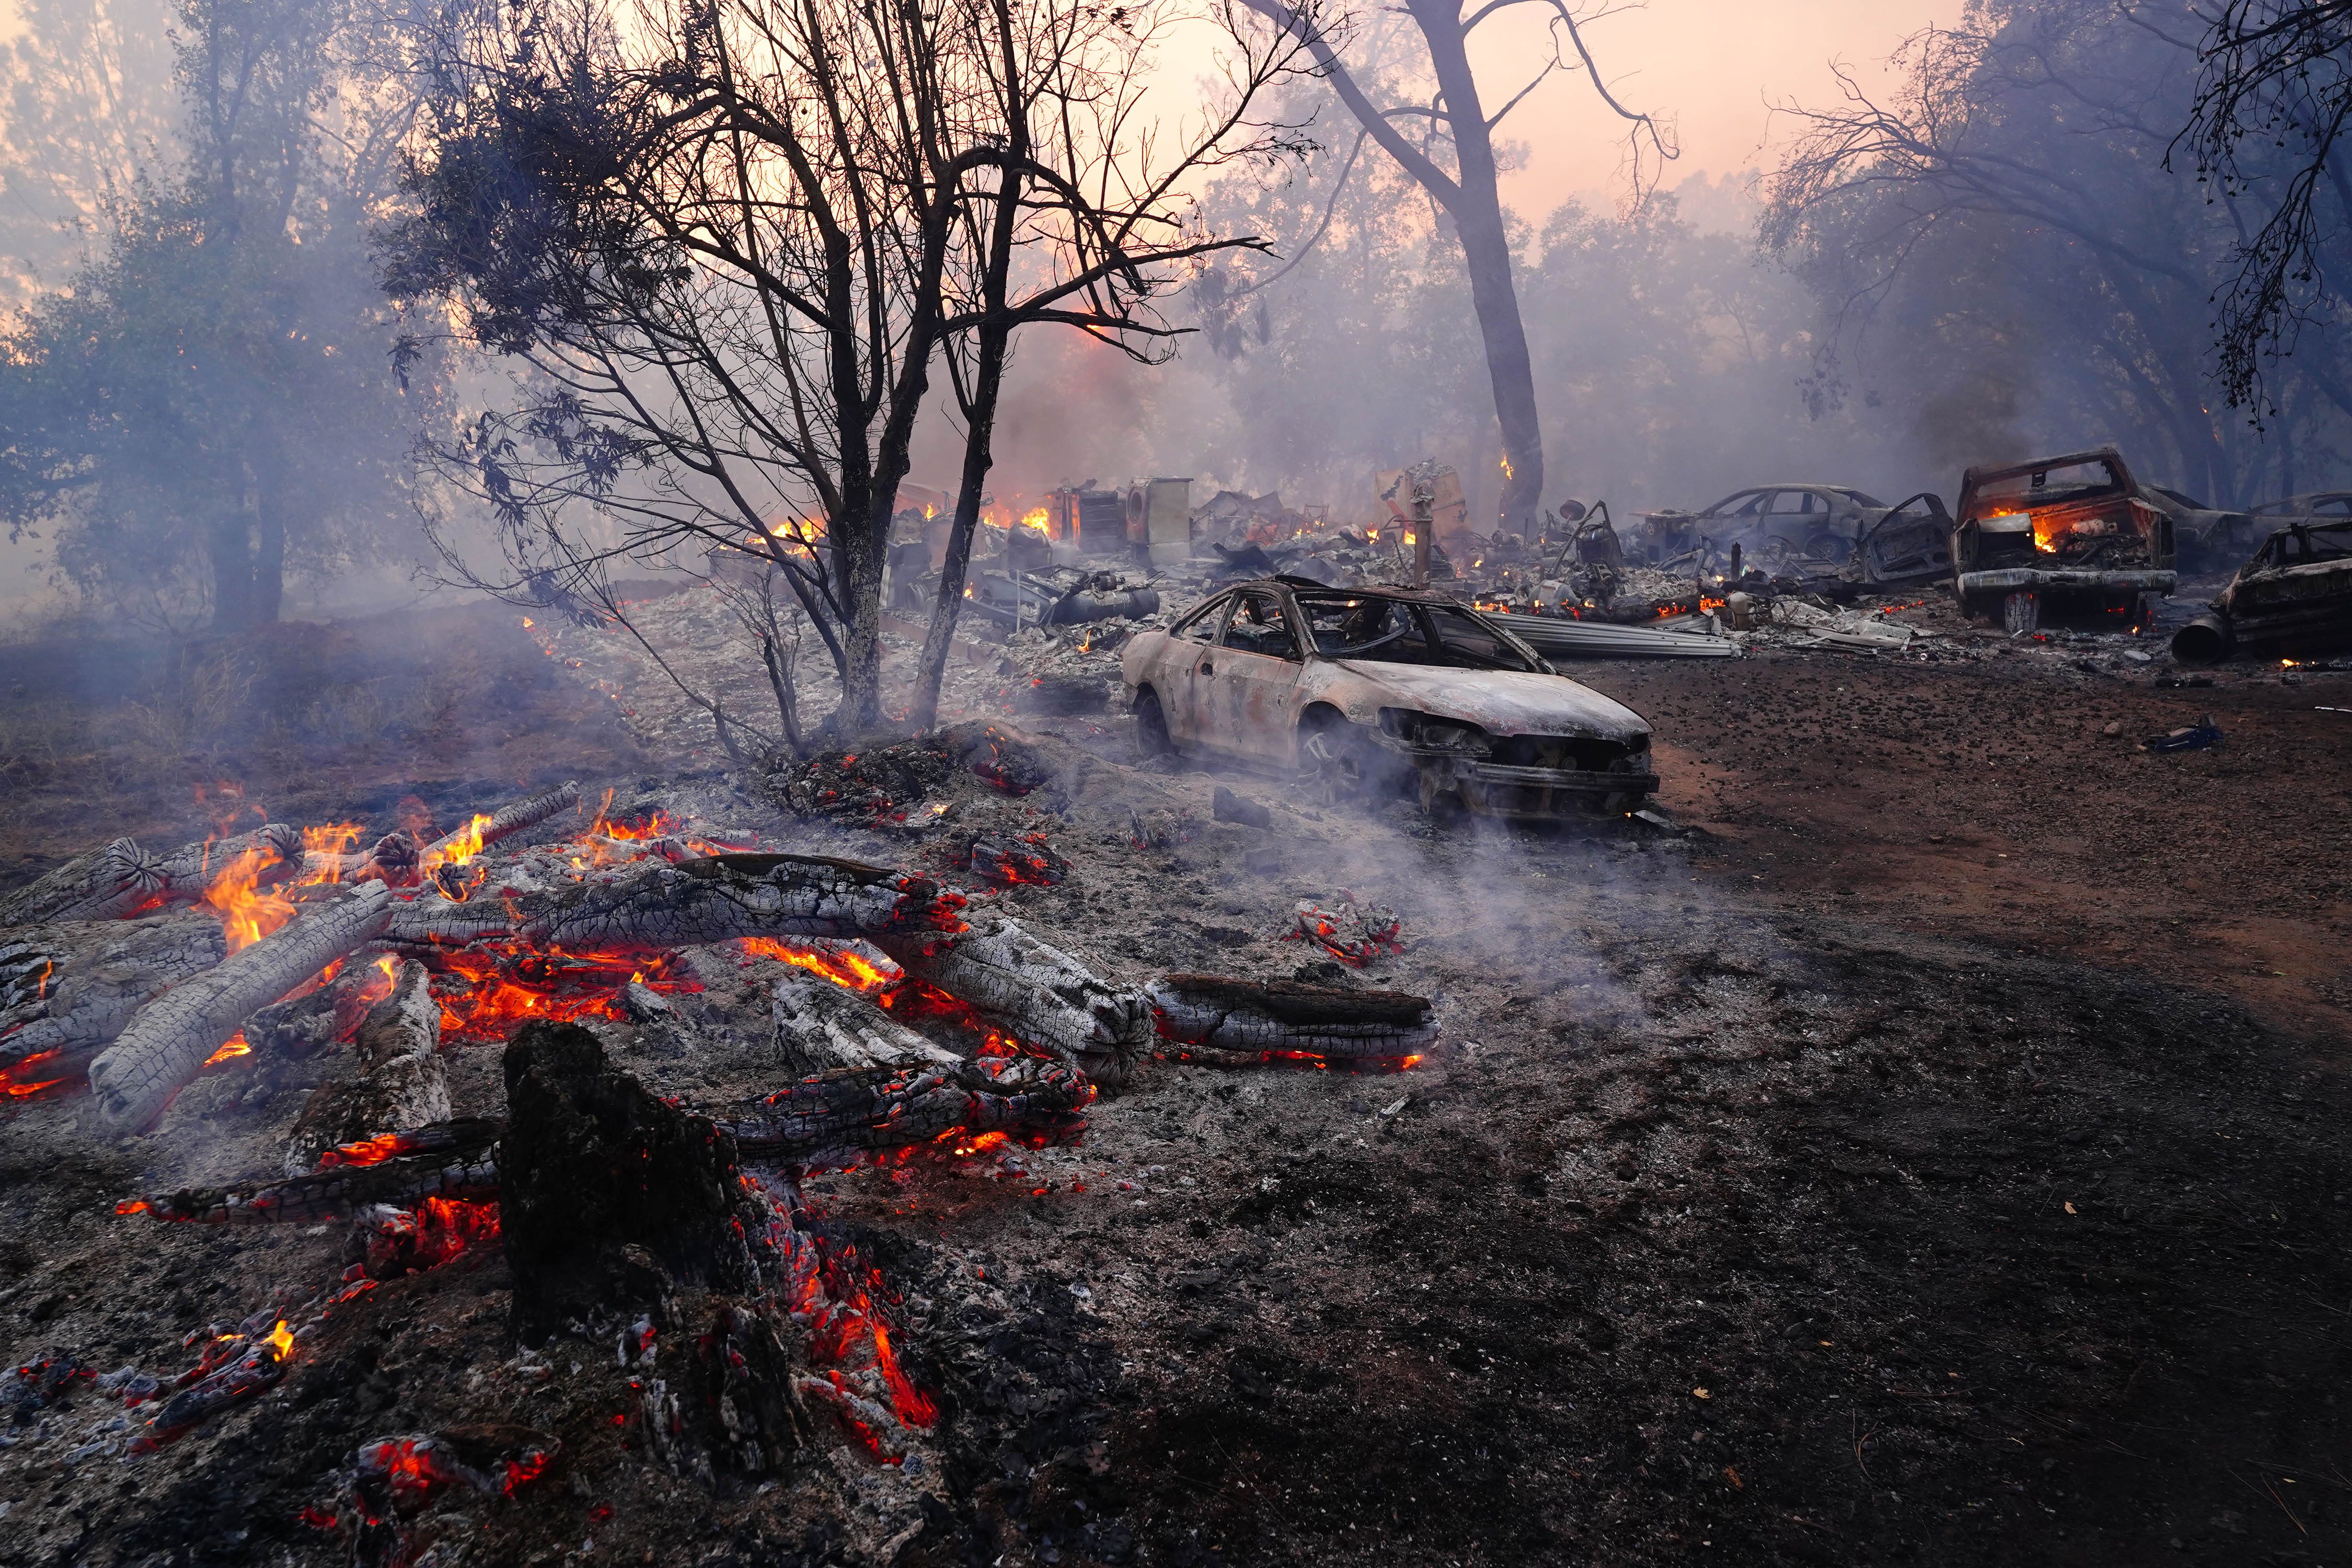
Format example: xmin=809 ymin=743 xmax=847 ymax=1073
xmin=1959 ymin=446 xmax=2127 ymax=487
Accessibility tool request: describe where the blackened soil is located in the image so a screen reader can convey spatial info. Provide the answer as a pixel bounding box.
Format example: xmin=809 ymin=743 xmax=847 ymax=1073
xmin=4 ymin=643 xmax=2348 ymax=1568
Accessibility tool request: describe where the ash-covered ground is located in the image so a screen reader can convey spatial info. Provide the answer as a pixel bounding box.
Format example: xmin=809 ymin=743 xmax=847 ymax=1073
xmin=3 ymin=599 xmax=2349 ymax=1568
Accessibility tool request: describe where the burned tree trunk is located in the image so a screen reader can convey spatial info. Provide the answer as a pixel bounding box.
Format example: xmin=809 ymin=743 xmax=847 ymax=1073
xmin=0 ymin=824 xmax=301 ymax=926
xmin=387 ymin=854 xmax=963 ymax=951
xmin=1148 ymin=974 xmax=1438 ymax=1062
xmin=1 ymin=916 xmax=229 ymax=1076
xmin=87 ymin=883 xmax=396 ymax=1133
xmin=882 ymin=910 xmax=1150 ymax=1085
xmin=500 ymin=1021 xmax=767 ymax=1344
xmin=284 ymin=962 xmax=451 ymax=1175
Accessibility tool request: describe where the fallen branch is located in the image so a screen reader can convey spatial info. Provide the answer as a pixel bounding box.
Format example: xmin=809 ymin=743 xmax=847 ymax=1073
xmin=719 ymin=1053 xmax=1091 ymax=1172
xmin=135 ymin=1123 xmax=502 ymax=1224
xmin=302 ymin=782 xmax=582 ymax=884
xmin=88 ymin=883 xmax=397 ymax=1132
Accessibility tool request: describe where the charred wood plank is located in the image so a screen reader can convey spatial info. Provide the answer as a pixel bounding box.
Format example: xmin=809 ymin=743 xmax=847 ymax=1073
xmin=384 ymin=854 xmax=964 ymax=951
xmin=87 ymin=883 xmax=396 ymax=1132
xmin=1148 ymin=973 xmax=1438 ymax=1060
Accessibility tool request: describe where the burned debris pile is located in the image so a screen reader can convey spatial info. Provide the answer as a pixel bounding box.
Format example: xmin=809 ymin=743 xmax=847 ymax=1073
xmin=1 ymin=740 xmax=1435 ymax=1537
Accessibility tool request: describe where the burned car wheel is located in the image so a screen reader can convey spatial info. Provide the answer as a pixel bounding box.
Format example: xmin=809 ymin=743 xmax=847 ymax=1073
xmin=1134 ymin=687 xmax=1174 ymax=758
xmin=1300 ymin=714 xmax=1392 ymax=806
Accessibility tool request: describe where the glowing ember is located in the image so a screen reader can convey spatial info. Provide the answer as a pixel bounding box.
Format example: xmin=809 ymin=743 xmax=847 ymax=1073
xmin=739 ymin=936 xmax=895 ymax=994
xmin=114 ymin=1197 xmax=151 ymax=1216
xmin=315 ymin=1131 xmax=405 ymax=1169
xmin=202 ymin=1031 xmax=252 ymax=1067
xmin=3 ymin=1049 xmax=68 ymax=1100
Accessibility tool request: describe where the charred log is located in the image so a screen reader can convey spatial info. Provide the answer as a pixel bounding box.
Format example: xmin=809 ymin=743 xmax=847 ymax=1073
xmin=1 ymin=915 xmax=229 ymax=1075
xmin=717 ymin=1053 xmax=1090 ymax=1172
xmin=88 ymin=883 xmax=397 ymax=1132
xmin=136 ymin=1121 xmax=503 ymax=1224
xmin=241 ymin=954 xmax=395 ymax=1058
xmin=882 ymin=910 xmax=1150 ymax=1085
xmin=771 ymin=976 xmax=960 ymax=1076
xmin=1148 ymin=973 xmax=1438 ymax=1062
xmin=385 ymin=854 xmax=963 ymax=950
xmin=500 ymin=1021 xmax=768 ymax=1344
xmin=284 ymin=962 xmax=451 ymax=1175
xmin=966 ymin=832 xmax=1067 ymax=888
xmin=301 ymin=782 xmax=581 ymax=884
xmin=0 ymin=824 xmax=301 ymax=926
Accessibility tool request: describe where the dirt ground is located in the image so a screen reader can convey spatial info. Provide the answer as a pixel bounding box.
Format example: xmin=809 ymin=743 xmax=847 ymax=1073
xmin=3 ymin=610 xmax=2349 ymax=1567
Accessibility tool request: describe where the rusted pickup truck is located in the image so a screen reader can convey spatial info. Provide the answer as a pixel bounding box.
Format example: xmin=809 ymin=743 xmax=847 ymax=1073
xmin=1121 ymin=579 xmax=1658 ymax=820
xmin=1951 ymin=447 xmax=2176 ymax=633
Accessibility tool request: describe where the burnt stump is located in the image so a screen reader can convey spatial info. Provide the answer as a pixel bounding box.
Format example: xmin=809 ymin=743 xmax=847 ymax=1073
xmin=500 ymin=1021 xmax=764 ymax=1344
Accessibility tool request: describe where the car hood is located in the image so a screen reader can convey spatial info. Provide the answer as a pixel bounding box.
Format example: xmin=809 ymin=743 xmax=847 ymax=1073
xmin=1328 ymin=662 xmax=1650 ymax=741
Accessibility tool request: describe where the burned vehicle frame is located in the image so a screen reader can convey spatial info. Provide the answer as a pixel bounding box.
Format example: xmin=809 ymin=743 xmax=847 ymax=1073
xmin=2172 ymin=518 xmax=2352 ymax=665
xmin=1121 ymin=579 xmax=1658 ymax=820
xmin=1950 ymin=446 xmax=2176 ymax=634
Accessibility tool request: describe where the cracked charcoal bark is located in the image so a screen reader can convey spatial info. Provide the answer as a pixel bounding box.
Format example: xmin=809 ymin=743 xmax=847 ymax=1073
xmin=1 ymin=915 xmax=229 ymax=1075
xmin=882 ymin=909 xmax=1151 ymax=1086
xmin=0 ymin=824 xmax=302 ymax=926
xmin=717 ymin=1053 xmax=1090 ymax=1172
xmin=87 ymin=882 xmax=396 ymax=1132
xmin=1147 ymin=973 xmax=1439 ymax=1058
xmin=284 ymin=961 xmax=450 ymax=1175
xmin=384 ymin=854 xmax=960 ymax=950
xmin=771 ymin=976 xmax=960 ymax=1077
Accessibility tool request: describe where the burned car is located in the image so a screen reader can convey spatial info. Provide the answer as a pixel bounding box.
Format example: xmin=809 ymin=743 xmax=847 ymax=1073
xmin=1951 ymin=447 xmax=2176 ymax=633
xmin=2171 ymin=518 xmax=2352 ymax=664
xmin=1120 ymin=579 xmax=1657 ymax=818
xmin=2137 ymin=485 xmax=2257 ymax=571
xmin=1631 ymin=484 xmax=1949 ymax=581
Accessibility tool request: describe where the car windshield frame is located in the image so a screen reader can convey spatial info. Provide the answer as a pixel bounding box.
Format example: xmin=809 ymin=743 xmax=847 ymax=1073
xmin=1967 ymin=457 xmax=2125 ymax=515
xmin=1288 ymin=587 xmax=1547 ymax=673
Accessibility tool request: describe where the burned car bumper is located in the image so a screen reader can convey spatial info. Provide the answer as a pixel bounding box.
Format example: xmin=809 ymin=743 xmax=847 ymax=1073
xmin=1405 ymin=752 xmax=1659 ymax=817
xmin=1956 ymin=568 xmax=2176 ymax=594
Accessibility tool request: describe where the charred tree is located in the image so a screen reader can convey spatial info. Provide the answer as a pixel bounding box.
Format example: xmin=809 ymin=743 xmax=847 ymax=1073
xmin=1235 ymin=0 xmax=1670 ymax=535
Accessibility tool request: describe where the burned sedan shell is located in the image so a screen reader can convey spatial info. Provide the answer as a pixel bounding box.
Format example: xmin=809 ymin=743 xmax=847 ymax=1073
xmin=1121 ymin=578 xmax=1658 ymax=819
xmin=2172 ymin=518 xmax=2352 ymax=665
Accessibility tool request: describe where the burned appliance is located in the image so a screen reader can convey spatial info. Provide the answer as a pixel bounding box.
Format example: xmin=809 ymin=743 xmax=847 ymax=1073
xmin=1045 ymin=486 xmax=1127 ymax=558
xmin=1951 ymin=447 xmax=2175 ymax=634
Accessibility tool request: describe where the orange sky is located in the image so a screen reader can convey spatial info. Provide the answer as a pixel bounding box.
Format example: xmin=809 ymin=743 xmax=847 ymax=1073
xmin=1392 ymin=0 xmax=1965 ymax=215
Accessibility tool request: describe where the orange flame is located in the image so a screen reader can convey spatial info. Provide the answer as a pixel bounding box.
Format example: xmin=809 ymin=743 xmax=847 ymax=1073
xmin=203 ymin=1031 xmax=252 ymax=1067
xmin=422 ymin=813 xmax=494 ymax=874
xmin=740 ymin=937 xmax=895 ymax=994
xmin=296 ymin=822 xmax=367 ymax=884
xmin=114 ymin=1197 xmax=151 ymax=1215
xmin=200 ymin=843 xmax=295 ymax=953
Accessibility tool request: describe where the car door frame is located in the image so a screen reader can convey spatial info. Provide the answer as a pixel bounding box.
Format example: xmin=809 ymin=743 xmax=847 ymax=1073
xmin=1156 ymin=591 xmax=1235 ymax=747
xmin=1199 ymin=585 xmax=1311 ymax=764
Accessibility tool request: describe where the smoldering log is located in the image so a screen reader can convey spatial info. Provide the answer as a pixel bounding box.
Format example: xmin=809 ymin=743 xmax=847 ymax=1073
xmin=770 ymin=976 xmax=960 ymax=1077
xmin=717 ymin=1053 xmax=1091 ymax=1172
xmin=0 ymin=824 xmax=301 ymax=927
xmin=137 ymin=1126 xmax=503 ymax=1225
xmin=1 ymin=915 xmax=229 ymax=1075
xmin=881 ymin=911 xmax=1150 ymax=1085
xmin=385 ymin=854 xmax=964 ymax=950
xmin=87 ymin=882 xmax=397 ymax=1133
xmin=241 ymin=953 xmax=396 ymax=1058
xmin=284 ymin=962 xmax=451 ymax=1175
xmin=301 ymin=781 xmax=582 ymax=883
xmin=1147 ymin=974 xmax=1439 ymax=1060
